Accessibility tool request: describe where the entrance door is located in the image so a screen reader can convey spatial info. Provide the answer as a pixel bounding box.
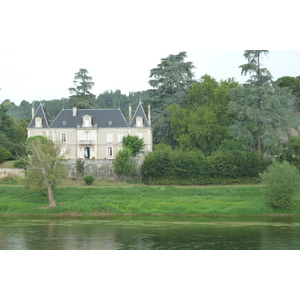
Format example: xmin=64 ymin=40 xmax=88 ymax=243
xmin=84 ymin=147 xmax=90 ymax=159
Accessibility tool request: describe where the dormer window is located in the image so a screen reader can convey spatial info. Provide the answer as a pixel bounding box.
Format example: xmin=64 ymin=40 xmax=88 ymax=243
xmin=136 ymin=116 xmax=143 ymax=127
xmin=35 ymin=117 xmax=42 ymax=128
xmin=83 ymin=115 xmax=92 ymax=127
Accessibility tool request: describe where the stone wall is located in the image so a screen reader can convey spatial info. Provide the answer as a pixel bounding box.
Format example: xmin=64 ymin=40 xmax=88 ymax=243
xmin=0 ymin=168 xmax=25 ymax=179
xmin=64 ymin=159 xmax=143 ymax=179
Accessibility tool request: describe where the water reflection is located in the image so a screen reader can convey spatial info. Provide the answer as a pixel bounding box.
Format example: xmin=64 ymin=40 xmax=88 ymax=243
xmin=1 ymin=216 xmax=300 ymax=250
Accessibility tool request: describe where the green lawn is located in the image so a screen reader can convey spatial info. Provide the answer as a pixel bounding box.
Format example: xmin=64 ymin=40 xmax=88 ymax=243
xmin=1 ymin=184 xmax=299 ymax=216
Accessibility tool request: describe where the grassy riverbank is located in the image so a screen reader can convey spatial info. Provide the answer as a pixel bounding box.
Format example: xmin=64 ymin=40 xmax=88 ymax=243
xmin=1 ymin=183 xmax=300 ymax=216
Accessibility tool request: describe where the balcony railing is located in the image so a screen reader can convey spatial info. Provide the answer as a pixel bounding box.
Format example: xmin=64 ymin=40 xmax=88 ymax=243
xmin=79 ymin=140 xmax=95 ymax=145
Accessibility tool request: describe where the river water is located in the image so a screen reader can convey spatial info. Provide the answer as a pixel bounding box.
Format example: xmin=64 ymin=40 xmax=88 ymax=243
xmin=1 ymin=215 xmax=300 ymax=250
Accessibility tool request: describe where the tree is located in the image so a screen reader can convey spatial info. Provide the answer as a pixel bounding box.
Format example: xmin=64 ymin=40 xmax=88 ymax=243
xmin=228 ymin=50 xmax=298 ymax=154
xmin=275 ymin=136 xmax=300 ymax=170
xmin=0 ymin=102 xmax=18 ymax=158
xmin=147 ymin=51 xmax=196 ymax=146
xmin=113 ymin=147 xmax=136 ymax=181
xmin=168 ymin=103 xmax=224 ymax=155
xmin=21 ymin=136 xmax=67 ymax=208
xmin=275 ymin=76 xmax=300 ymax=111
xmin=68 ymin=68 xmax=95 ymax=108
xmin=122 ymin=135 xmax=145 ymax=156
xmin=167 ymin=75 xmax=238 ymax=155
xmin=149 ymin=51 xmax=195 ymax=98
xmin=239 ymin=50 xmax=272 ymax=87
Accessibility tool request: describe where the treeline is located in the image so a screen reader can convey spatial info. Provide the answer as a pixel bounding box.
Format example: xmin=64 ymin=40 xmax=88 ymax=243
xmin=3 ymin=90 xmax=151 ymax=122
xmin=0 ymin=103 xmax=28 ymax=163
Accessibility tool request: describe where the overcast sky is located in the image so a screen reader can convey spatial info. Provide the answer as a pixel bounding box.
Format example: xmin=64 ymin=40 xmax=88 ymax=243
xmin=1 ymin=0 xmax=299 ymax=105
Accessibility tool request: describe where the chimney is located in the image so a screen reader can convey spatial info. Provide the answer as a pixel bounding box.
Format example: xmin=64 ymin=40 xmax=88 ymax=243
xmin=73 ymin=105 xmax=77 ymax=116
xmin=129 ymin=104 xmax=132 ymax=121
xmin=148 ymin=104 xmax=151 ymax=126
xmin=31 ymin=101 xmax=35 ymax=119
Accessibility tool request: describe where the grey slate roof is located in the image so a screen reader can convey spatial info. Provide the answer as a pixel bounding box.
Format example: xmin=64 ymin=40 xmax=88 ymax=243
xmin=51 ymin=109 xmax=129 ymax=128
xmin=28 ymin=104 xmax=51 ymax=128
xmin=28 ymin=103 xmax=151 ymax=129
xmin=129 ymin=103 xmax=150 ymax=127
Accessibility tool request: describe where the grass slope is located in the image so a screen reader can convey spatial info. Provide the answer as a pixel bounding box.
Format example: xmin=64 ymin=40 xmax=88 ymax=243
xmin=1 ymin=185 xmax=300 ymax=216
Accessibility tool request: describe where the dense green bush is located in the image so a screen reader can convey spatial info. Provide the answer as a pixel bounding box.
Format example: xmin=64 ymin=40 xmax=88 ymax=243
xmin=83 ymin=175 xmax=95 ymax=185
xmin=122 ymin=135 xmax=145 ymax=156
xmin=113 ymin=147 xmax=136 ymax=181
xmin=0 ymin=146 xmax=12 ymax=164
xmin=275 ymin=136 xmax=300 ymax=171
xmin=13 ymin=159 xmax=26 ymax=169
xmin=209 ymin=150 xmax=270 ymax=178
xmin=141 ymin=149 xmax=271 ymax=185
xmin=261 ymin=160 xmax=300 ymax=210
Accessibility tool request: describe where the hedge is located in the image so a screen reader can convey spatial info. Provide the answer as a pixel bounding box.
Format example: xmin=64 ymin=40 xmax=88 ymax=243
xmin=140 ymin=149 xmax=271 ymax=185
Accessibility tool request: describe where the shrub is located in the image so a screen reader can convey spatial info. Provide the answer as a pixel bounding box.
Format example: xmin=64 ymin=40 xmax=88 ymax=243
xmin=84 ymin=175 xmax=95 ymax=185
xmin=261 ymin=160 xmax=300 ymax=210
xmin=122 ymin=135 xmax=145 ymax=156
xmin=141 ymin=148 xmax=270 ymax=185
xmin=0 ymin=146 xmax=12 ymax=164
xmin=13 ymin=159 xmax=26 ymax=169
xmin=113 ymin=147 xmax=136 ymax=181
xmin=76 ymin=159 xmax=85 ymax=177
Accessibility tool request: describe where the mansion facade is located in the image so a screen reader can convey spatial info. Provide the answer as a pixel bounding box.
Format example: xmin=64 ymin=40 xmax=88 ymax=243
xmin=27 ymin=103 xmax=153 ymax=159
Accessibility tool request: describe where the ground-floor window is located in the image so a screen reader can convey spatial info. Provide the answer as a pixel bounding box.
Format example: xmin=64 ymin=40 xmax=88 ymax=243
xmin=107 ymin=146 xmax=113 ymax=157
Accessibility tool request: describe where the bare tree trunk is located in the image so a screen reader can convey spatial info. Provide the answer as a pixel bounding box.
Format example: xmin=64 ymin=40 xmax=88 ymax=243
xmin=257 ymin=129 xmax=262 ymax=155
xmin=39 ymin=185 xmax=56 ymax=209
xmin=47 ymin=185 xmax=56 ymax=208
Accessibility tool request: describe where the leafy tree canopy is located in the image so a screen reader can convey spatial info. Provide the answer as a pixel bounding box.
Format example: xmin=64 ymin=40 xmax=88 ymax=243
xmin=113 ymin=146 xmax=136 ymax=181
xmin=122 ymin=135 xmax=145 ymax=156
xmin=240 ymin=50 xmax=272 ymax=87
xmin=68 ymin=68 xmax=96 ymax=109
xmin=167 ymin=75 xmax=238 ymax=155
xmin=275 ymin=76 xmax=300 ymax=111
xmin=229 ymin=50 xmax=298 ymax=154
xmin=22 ymin=137 xmax=67 ymax=208
xmin=149 ymin=51 xmax=195 ymax=99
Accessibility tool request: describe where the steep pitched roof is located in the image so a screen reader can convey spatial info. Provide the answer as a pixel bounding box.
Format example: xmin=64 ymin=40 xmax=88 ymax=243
xmin=28 ymin=103 xmax=51 ymax=128
xmin=50 ymin=109 xmax=128 ymax=128
xmin=129 ymin=103 xmax=150 ymax=128
xmin=27 ymin=104 xmax=150 ymax=129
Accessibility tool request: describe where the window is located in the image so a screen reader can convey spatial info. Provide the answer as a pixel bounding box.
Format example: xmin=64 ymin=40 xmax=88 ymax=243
xmin=82 ymin=115 xmax=92 ymax=127
xmin=107 ymin=133 xmax=113 ymax=143
xmin=51 ymin=133 xmax=56 ymax=142
xmin=35 ymin=117 xmax=42 ymax=128
xmin=84 ymin=131 xmax=90 ymax=141
xmin=61 ymin=146 xmax=67 ymax=156
xmin=118 ymin=133 xmax=123 ymax=143
xmin=107 ymin=146 xmax=113 ymax=157
xmin=136 ymin=116 xmax=143 ymax=127
xmin=61 ymin=133 xmax=67 ymax=143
